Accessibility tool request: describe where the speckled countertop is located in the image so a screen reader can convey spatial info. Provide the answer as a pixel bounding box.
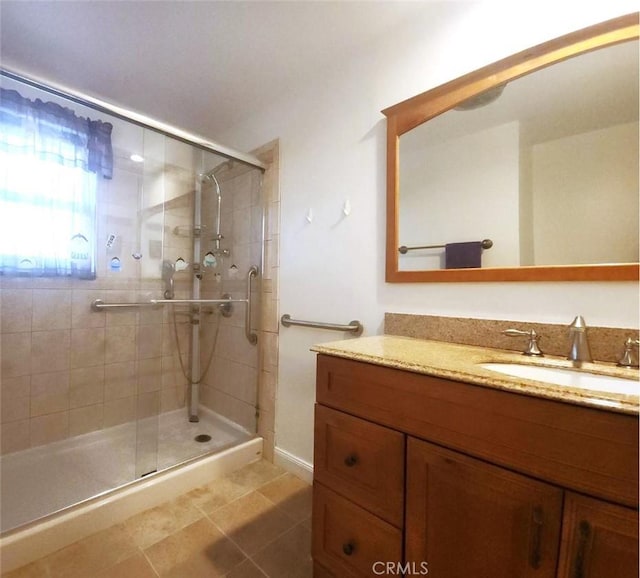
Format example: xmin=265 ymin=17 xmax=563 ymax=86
xmin=311 ymin=336 xmax=640 ymax=416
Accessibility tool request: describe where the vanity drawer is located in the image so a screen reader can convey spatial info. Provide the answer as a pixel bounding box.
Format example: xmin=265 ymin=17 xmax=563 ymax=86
xmin=312 ymin=482 xmax=402 ymax=578
xmin=314 ymin=404 xmax=405 ymax=527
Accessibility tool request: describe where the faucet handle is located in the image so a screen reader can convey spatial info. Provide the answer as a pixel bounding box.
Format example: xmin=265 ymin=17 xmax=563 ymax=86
xmin=503 ymin=328 xmax=543 ymax=357
xmin=617 ymin=337 xmax=640 ymax=368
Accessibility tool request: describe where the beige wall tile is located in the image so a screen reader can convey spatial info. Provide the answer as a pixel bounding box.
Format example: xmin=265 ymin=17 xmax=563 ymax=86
xmin=203 ymin=358 xmax=257 ymax=405
xmin=1 ymin=289 xmax=32 ymax=333
xmin=1 ymin=419 xmax=30 ymax=454
xmin=262 ymin=332 xmax=279 ymax=368
xmin=137 ymin=325 xmax=163 ymax=359
xmin=32 ymin=289 xmax=72 ymax=331
xmin=104 ymin=361 xmax=136 ymax=400
xmin=160 ymin=386 xmax=185 ymax=413
xmin=30 ymin=371 xmax=70 ymax=417
xmin=1 ymin=332 xmax=31 ymax=377
xmin=70 ymin=366 xmax=105 ymax=408
xmin=260 ymin=297 xmax=279 ymax=333
xmin=1 ymin=375 xmax=31 ymax=404
xmin=258 ymin=370 xmax=276 ymax=414
xmin=70 ymin=327 xmax=106 ymax=369
xmin=69 ymin=404 xmax=104 ymax=436
xmin=136 ymin=391 xmax=160 ymax=419
xmin=257 ymin=408 xmax=275 ymax=436
xmin=31 ymin=330 xmax=70 ymax=374
xmin=30 ymin=412 xmax=69 ymax=447
xmin=103 ymin=396 xmax=136 ymax=427
xmin=137 ymin=357 xmax=162 ymax=393
xmin=1 ymin=395 xmax=30 ymax=423
xmin=105 ymin=325 xmax=136 ymax=364
xmin=71 ymin=289 xmax=106 ymax=328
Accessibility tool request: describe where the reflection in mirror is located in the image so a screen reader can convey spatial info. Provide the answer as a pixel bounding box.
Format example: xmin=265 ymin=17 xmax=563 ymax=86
xmin=383 ymin=13 xmax=640 ymax=282
xmin=398 ymin=40 xmax=638 ymax=272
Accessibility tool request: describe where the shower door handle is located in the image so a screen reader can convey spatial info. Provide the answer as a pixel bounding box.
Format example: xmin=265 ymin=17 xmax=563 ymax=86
xmin=245 ymin=266 xmax=259 ymax=345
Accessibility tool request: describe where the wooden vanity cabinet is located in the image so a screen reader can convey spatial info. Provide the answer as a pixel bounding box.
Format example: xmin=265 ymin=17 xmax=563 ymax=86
xmin=312 ymin=354 xmax=639 ymax=578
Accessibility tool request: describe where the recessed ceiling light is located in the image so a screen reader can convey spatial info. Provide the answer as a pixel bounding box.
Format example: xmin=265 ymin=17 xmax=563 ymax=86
xmin=130 ymin=154 xmax=144 ymax=163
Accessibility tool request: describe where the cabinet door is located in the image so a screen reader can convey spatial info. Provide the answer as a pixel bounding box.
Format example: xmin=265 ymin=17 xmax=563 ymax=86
xmin=557 ymin=492 xmax=639 ymax=578
xmin=406 ymin=437 xmax=563 ymax=578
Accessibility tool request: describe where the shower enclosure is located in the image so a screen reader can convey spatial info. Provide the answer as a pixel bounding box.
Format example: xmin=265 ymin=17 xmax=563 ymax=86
xmin=0 ymin=71 xmax=266 ymax=532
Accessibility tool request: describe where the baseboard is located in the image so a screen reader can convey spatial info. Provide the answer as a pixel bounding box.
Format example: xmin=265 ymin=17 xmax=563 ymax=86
xmin=274 ymin=446 xmax=314 ymax=483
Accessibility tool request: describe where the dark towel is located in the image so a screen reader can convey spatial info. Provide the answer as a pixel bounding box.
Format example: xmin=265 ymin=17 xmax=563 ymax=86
xmin=445 ymin=241 xmax=482 ymax=269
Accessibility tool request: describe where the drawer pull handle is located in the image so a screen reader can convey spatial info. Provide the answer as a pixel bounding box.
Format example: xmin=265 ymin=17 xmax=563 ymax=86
xmin=342 ymin=542 xmax=356 ymax=556
xmin=572 ymin=520 xmax=592 ymax=578
xmin=529 ymin=505 xmax=543 ymax=569
xmin=344 ymin=454 xmax=358 ymax=467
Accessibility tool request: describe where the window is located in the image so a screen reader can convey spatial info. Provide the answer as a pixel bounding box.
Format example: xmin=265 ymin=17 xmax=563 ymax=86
xmin=0 ymin=87 xmax=113 ymax=278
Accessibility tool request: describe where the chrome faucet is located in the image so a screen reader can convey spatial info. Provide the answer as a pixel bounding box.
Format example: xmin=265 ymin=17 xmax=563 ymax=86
xmin=567 ymin=315 xmax=592 ymax=363
xmin=617 ymin=337 xmax=639 ymax=368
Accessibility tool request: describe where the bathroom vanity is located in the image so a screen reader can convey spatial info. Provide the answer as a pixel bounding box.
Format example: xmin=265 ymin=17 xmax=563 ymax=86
xmin=310 ymin=337 xmax=639 ymax=578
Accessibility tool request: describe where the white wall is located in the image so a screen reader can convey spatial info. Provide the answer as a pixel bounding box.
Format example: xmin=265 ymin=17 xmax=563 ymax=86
xmin=217 ymin=1 xmax=640 ymax=466
xmin=400 ymin=121 xmax=520 ymax=270
xmin=532 ymin=122 xmax=639 ymax=265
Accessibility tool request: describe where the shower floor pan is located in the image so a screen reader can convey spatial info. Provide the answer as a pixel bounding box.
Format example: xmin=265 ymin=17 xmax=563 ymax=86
xmin=0 ymin=406 xmax=252 ymax=533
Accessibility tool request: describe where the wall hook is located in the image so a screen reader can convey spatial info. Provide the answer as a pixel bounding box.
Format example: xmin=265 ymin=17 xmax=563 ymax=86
xmin=306 ymin=208 xmax=313 ymax=223
xmin=343 ymin=199 xmax=351 ymax=216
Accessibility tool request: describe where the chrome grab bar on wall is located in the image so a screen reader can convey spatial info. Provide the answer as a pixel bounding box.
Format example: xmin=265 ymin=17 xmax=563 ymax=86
xmin=90 ymin=265 xmax=260 ymax=345
xmin=281 ymin=314 xmax=363 ymax=336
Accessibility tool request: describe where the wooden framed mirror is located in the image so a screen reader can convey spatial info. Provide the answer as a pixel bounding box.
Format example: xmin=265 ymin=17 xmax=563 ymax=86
xmin=383 ymin=13 xmax=639 ymax=282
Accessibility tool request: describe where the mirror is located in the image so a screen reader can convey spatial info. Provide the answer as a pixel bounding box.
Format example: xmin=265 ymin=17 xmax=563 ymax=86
xmin=383 ymin=13 xmax=639 ymax=282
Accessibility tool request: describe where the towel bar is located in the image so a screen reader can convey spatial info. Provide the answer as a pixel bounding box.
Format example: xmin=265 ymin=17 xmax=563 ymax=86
xmin=399 ymin=238 xmax=493 ymax=254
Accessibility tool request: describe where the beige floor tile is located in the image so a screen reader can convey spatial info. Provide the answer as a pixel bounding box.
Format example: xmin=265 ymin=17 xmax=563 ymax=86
xmin=94 ymin=553 xmax=157 ymax=578
xmin=225 ymin=559 xmax=267 ymax=578
xmin=257 ymin=473 xmax=312 ymax=523
xmin=252 ymin=522 xmax=313 ymax=578
xmin=124 ymin=494 xmax=204 ymax=548
xmin=1 ymin=559 xmax=50 ymax=578
xmin=144 ymin=517 xmax=245 ymax=577
xmin=208 ymin=491 xmax=297 ymax=556
xmin=186 ymin=476 xmax=253 ymax=515
xmin=42 ymin=523 xmax=137 ymax=578
xmin=225 ymin=459 xmax=285 ymax=493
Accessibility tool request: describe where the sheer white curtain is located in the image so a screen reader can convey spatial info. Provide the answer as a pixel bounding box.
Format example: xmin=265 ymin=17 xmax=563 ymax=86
xmin=0 ymin=87 xmax=112 ymax=278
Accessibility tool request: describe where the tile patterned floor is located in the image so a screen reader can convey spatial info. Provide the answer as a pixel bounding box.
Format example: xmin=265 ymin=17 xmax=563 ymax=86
xmin=2 ymin=460 xmax=313 ymax=578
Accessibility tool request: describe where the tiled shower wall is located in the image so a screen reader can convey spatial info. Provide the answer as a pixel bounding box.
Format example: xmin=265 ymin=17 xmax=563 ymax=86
xmin=0 ymin=147 xmax=194 ymax=455
xmin=199 ymin=141 xmax=280 ymax=461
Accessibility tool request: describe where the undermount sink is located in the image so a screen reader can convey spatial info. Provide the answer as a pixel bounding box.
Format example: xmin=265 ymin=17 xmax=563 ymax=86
xmin=480 ymin=363 xmax=639 ymax=396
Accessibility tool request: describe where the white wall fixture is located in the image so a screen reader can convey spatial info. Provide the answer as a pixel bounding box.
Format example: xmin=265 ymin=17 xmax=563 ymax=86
xmin=342 ymin=199 xmax=351 ymax=217
xmin=306 ymin=208 xmax=313 ymax=223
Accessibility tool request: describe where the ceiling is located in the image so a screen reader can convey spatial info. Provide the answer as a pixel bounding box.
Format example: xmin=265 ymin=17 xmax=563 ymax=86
xmin=0 ymin=1 xmax=429 ymax=140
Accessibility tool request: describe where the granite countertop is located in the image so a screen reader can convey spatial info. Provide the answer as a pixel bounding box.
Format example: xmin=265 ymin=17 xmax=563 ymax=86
xmin=311 ymin=335 xmax=640 ymax=416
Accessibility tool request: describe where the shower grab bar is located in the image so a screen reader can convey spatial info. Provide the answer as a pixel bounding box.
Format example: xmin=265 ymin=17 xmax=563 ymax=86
xmin=245 ymin=266 xmax=259 ymax=345
xmin=91 ymin=297 xmax=247 ymax=311
xmin=91 ymin=300 xmax=161 ymax=311
xmin=90 ymin=265 xmax=260 ymax=346
xmin=150 ymin=298 xmax=248 ymax=305
xmin=398 ymin=238 xmax=493 ymax=254
xmin=281 ymin=314 xmax=364 ymax=336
